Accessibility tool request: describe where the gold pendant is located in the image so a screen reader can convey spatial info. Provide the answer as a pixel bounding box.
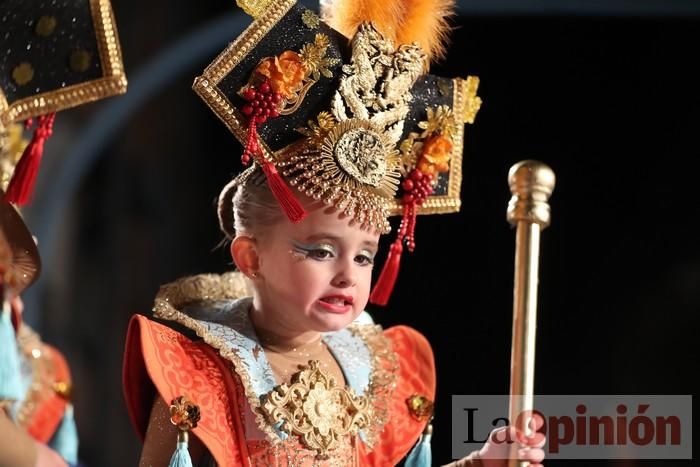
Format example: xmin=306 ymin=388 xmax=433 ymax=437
xmin=260 ymin=360 xmax=371 ymax=459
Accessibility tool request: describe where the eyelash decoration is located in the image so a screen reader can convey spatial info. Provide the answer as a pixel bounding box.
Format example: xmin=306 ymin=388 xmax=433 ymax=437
xmin=290 ymin=241 xmax=334 ymax=261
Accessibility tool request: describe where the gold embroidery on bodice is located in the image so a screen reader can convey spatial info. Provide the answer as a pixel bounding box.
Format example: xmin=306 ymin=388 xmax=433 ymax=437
xmin=260 ymin=360 xmax=370 ymax=459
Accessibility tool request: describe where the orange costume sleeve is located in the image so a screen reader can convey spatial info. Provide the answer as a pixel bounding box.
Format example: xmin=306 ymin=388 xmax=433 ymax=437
xmin=123 ymin=315 xmax=249 ymax=466
xmin=360 ymin=325 xmax=437 ymax=466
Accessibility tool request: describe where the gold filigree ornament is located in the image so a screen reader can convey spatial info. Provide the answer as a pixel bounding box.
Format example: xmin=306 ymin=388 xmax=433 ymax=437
xmin=260 ymin=360 xmax=371 ymax=459
xmin=279 ymin=22 xmax=426 ymax=233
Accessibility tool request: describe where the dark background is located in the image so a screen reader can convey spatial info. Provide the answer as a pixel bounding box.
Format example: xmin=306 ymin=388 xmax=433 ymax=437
xmin=20 ymin=0 xmax=698 ymax=465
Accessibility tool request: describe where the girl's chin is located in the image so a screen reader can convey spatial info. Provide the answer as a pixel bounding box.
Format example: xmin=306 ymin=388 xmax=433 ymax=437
xmin=309 ymin=310 xmax=358 ymax=332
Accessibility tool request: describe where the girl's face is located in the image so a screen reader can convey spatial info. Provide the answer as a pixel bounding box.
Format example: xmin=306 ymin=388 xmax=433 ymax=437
xmin=252 ymin=204 xmax=380 ymax=335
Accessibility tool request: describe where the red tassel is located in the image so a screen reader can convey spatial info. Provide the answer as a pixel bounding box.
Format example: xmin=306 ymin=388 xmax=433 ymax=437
xmin=240 ymin=87 xmax=307 ymax=224
xmin=369 ymin=239 xmax=404 ymax=306
xmin=261 ymin=160 xmax=307 ymax=224
xmin=370 ymin=204 xmax=416 ymax=306
xmin=5 ymin=113 xmax=56 ymax=206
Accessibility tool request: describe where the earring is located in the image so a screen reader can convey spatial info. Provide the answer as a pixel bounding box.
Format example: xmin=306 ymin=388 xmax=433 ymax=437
xmin=250 ymin=271 xmax=259 ymax=278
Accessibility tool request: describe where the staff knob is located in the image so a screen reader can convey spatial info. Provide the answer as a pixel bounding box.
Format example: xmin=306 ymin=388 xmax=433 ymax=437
xmin=507 ymin=160 xmax=556 ymax=228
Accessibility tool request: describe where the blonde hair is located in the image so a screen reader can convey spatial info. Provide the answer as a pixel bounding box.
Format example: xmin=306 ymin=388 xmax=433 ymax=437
xmin=217 ymin=165 xmax=285 ymax=239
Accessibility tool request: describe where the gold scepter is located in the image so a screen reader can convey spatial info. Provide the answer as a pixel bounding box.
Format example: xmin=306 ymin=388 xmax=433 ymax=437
xmin=506 ymin=160 xmax=555 ymax=467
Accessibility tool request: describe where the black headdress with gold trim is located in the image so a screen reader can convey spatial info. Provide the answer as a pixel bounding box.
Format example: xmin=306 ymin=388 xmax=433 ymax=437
xmin=0 ymin=0 xmax=127 ymax=206
xmin=194 ymin=0 xmax=481 ymax=304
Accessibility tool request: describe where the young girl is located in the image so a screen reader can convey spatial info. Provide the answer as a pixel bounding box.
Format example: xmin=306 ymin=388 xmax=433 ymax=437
xmin=123 ymin=0 xmax=546 ymax=465
xmin=124 ymin=167 xmax=545 ymax=467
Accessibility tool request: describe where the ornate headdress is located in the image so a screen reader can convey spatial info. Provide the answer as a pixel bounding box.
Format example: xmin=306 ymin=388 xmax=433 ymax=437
xmin=194 ymin=0 xmax=481 ymax=304
xmin=0 ymin=0 xmax=127 ymax=206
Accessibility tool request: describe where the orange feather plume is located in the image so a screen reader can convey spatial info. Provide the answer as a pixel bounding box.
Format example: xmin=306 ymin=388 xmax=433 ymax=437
xmin=321 ymin=0 xmax=456 ymax=68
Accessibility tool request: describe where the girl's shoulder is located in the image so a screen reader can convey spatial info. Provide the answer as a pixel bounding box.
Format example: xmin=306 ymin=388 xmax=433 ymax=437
xmin=350 ymin=321 xmax=436 ymax=465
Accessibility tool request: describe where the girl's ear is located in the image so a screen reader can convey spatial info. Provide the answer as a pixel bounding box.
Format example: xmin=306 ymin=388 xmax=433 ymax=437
xmin=230 ymin=236 xmax=261 ymax=279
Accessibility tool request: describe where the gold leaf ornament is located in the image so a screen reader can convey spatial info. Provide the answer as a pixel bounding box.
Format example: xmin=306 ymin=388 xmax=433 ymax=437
xmin=301 ymin=9 xmax=321 ymax=30
xmin=260 ymin=360 xmax=371 ymax=458
xmin=419 ymin=105 xmax=458 ymax=140
xmin=299 ymin=33 xmax=340 ymax=81
xmin=461 ymin=76 xmax=482 ymax=124
xmin=296 ymin=111 xmax=337 ymax=147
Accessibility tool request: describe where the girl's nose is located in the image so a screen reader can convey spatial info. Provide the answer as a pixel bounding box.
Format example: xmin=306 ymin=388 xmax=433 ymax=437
xmin=331 ymin=260 xmax=357 ymax=288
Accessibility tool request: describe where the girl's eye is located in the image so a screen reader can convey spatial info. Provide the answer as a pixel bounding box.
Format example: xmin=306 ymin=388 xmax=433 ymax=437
xmin=355 ymin=254 xmax=374 ymax=266
xmin=309 ymin=248 xmax=334 ymax=260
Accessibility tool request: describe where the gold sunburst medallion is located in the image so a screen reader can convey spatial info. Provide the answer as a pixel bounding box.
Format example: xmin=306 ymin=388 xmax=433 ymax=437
xmin=331 ymin=125 xmax=387 ymax=187
xmin=319 ymin=118 xmax=399 ymax=196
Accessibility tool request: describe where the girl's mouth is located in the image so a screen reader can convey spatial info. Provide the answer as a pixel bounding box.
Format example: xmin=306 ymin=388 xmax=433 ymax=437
xmin=318 ymin=295 xmax=353 ymax=313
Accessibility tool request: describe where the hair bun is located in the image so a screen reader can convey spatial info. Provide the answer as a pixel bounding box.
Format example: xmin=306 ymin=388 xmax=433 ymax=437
xmin=217 ymin=165 xmax=265 ymax=239
xmin=217 ymin=177 xmax=239 ymax=240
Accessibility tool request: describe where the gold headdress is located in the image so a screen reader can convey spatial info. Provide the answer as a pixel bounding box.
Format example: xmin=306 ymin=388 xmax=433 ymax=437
xmin=194 ymin=0 xmax=481 ymax=304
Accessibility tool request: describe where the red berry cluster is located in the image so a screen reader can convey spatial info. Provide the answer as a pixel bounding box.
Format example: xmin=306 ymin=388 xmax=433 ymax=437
xmin=240 ymin=80 xmax=283 ymax=165
xmin=241 ymin=80 xmax=282 ymax=124
xmin=401 ymin=169 xmax=434 ymax=206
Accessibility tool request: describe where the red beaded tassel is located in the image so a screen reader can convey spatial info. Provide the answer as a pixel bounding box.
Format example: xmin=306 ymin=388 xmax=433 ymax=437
xmin=240 ymin=81 xmax=306 ymax=224
xmin=261 ymin=158 xmax=306 ymax=223
xmin=370 ymin=169 xmax=434 ymax=305
xmin=5 ymin=113 xmax=56 ymax=206
xmin=370 ymin=203 xmax=412 ymax=306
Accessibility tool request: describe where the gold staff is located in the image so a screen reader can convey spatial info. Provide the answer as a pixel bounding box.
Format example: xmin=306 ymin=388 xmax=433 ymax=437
xmin=506 ymin=160 xmax=555 ymax=467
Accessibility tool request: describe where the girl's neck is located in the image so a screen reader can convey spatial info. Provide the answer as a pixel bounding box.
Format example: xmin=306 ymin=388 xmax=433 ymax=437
xmin=249 ymin=304 xmax=322 ymax=353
